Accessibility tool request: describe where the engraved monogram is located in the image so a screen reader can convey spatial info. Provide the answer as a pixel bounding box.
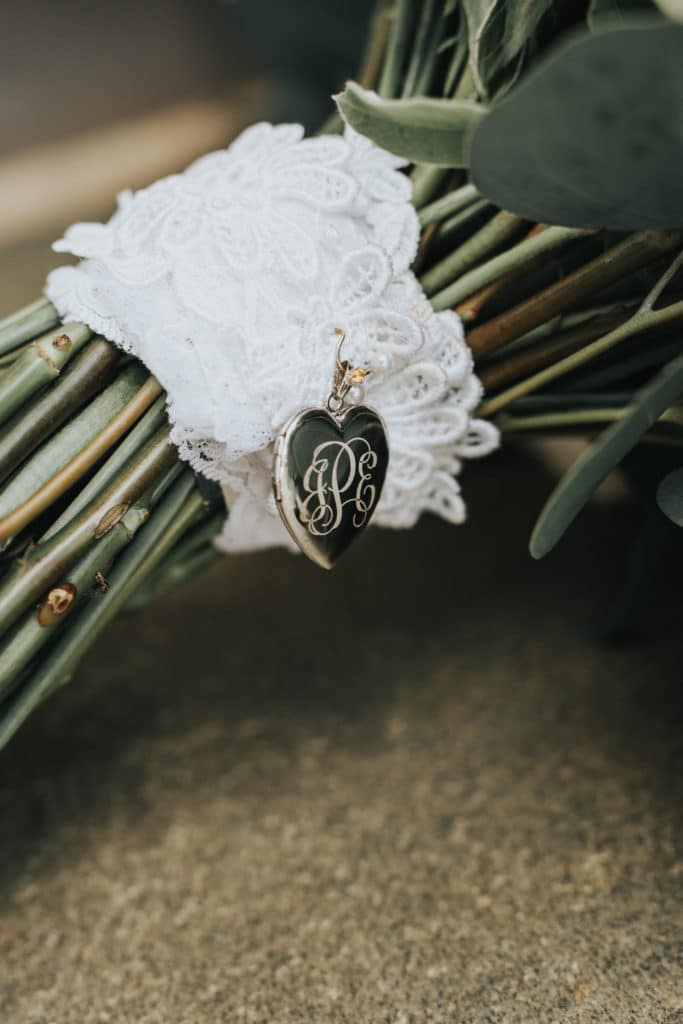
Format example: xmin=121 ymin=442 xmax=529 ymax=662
xmin=273 ymin=405 xmax=389 ymax=570
xmin=298 ymin=437 xmax=379 ymax=537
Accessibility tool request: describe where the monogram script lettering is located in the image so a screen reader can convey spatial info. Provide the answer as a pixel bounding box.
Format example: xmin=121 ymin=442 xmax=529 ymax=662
xmin=298 ymin=438 xmax=378 ymax=536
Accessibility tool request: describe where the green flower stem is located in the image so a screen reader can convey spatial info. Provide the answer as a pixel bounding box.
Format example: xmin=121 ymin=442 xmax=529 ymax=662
xmin=415 ymin=200 xmax=490 ymax=278
xmin=411 ymin=164 xmax=451 ymax=208
xmin=507 ymin=392 xmax=634 ymax=412
xmin=0 ymin=339 xmax=120 ymax=486
xmin=0 ymin=297 xmax=60 ymax=357
xmin=431 ymin=225 xmax=593 ymax=310
xmin=154 ymin=509 xmax=224 ymax=567
xmin=403 ymin=0 xmax=446 ymax=98
xmin=444 ymin=222 xmax=544 ymax=309
xmin=359 ymin=1 xmax=393 ymax=90
xmin=456 ymin=238 xmax=541 ymax=322
xmin=467 ymin=231 xmax=683 ymax=360
xmin=496 ymin=405 xmax=683 ymax=433
xmin=0 ymin=375 xmax=163 ymax=543
xmin=490 ymin=300 xmax=642 ymax=358
xmin=378 ymin=0 xmax=414 ymax=98
xmin=42 ymin=394 xmax=168 ymax=540
xmin=453 ymin=61 xmax=476 ymax=100
xmin=146 ymin=460 xmax=186 ymax=508
xmin=0 ymin=363 xmax=149 ymax=533
xmin=319 ymin=2 xmax=393 ymax=136
xmin=479 ymin=294 xmax=683 ymax=417
xmin=321 ymin=0 xmax=393 ymax=135
xmin=479 ymin=313 xmax=629 ymax=392
xmin=0 ymin=459 xmax=186 ymax=697
xmin=418 ymin=182 xmax=480 ymax=227
xmin=0 ymin=339 xmax=34 ymax=369
xmin=147 ymin=546 xmax=220 ymax=599
xmin=564 ymin=338 xmax=683 ymax=393
xmin=0 ymin=322 xmax=94 ymax=430
xmin=422 ymin=210 xmax=528 ymax=297
xmin=0 ymin=426 xmax=177 ymax=637
xmin=402 ymin=0 xmax=435 ymax=96
xmin=0 ymin=503 xmax=152 ymax=700
xmin=0 ymin=474 xmax=210 ymax=750
xmin=444 ymin=25 xmax=468 ymax=97
xmin=639 ymin=246 xmax=683 ymax=312
xmin=122 ymin=511 xmax=224 ymax=614
xmin=429 ymin=196 xmax=492 ymax=246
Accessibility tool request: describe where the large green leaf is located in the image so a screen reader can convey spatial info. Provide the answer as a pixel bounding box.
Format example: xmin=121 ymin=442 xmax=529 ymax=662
xmin=335 ymin=82 xmax=487 ymax=166
xmin=463 ymin=0 xmax=555 ymax=97
xmin=470 ymin=18 xmax=683 ymax=229
xmin=530 ymin=350 xmax=683 ymax=558
xmin=656 ymin=467 xmax=683 ymax=525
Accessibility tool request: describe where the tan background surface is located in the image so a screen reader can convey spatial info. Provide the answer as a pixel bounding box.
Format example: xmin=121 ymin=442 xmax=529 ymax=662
xmin=0 ymin=442 xmax=681 ymax=1022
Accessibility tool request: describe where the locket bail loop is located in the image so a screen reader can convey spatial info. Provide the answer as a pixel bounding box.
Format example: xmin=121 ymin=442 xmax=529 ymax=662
xmin=326 ymin=328 xmax=369 ymax=418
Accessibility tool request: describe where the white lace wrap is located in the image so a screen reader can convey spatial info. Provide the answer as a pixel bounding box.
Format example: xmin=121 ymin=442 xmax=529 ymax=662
xmin=46 ymin=122 xmax=498 ymax=553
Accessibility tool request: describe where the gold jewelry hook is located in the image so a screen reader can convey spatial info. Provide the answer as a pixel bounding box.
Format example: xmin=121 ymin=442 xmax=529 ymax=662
xmin=327 ymin=328 xmax=369 ymax=415
xmin=334 ymin=327 xmax=347 ymax=377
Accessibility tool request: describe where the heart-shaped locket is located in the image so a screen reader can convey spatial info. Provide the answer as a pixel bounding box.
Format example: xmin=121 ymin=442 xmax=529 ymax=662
xmin=273 ymin=404 xmax=389 ymax=569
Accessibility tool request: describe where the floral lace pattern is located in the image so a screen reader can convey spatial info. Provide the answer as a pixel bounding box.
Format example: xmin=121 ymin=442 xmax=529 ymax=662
xmin=46 ymin=123 xmax=498 ymax=553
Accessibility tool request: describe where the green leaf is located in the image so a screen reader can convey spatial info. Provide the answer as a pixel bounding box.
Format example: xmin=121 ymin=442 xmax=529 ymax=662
xmin=530 ymin=350 xmax=683 ymax=558
xmin=470 ymin=18 xmax=683 ymax=229
xmin=503 ymin=0 xmax=556 ymax=58
xmin=656 ymin=467 xmax=683 ymax=526
xmin=463 ymin=0 xmax=554 ymax=97
xmin=335 ymin=82 xmax=487 ymax=166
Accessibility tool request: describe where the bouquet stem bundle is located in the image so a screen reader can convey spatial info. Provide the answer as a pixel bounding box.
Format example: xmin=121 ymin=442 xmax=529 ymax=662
xmin=0 ymin=308 xmax=222 ymax=744
xmin=1 ymin=0 xmax=682 ymax=747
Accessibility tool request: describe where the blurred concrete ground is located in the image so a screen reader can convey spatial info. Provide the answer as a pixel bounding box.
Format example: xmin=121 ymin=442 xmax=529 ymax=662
xmin=0 ymin=445 xmax=681 ymax=1022
xmin=0 ymin=3 xmax=682 ymax=1021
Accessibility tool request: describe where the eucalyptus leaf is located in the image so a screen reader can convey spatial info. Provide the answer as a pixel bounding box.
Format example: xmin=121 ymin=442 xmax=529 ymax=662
xmin=470 ymin=19 xmax=683 ymax=229
xmin=530 ymin=350 xmax=683 ymax=558
xmin=463 ymin=0 xmax=554 ymax=97
xmin=335 ymin=82 xmax=487 ymax=166
xmin=656 ymin=467 xmax=683 ymax=526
